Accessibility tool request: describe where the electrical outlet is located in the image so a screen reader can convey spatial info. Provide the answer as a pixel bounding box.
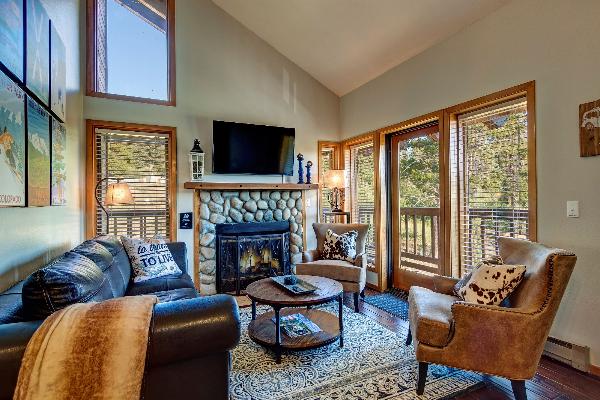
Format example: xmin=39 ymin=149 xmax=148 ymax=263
xmin=567 ymin=201 xmax=579 ymax=218
xmin=306 ymin=199 xmax=311 ymax=208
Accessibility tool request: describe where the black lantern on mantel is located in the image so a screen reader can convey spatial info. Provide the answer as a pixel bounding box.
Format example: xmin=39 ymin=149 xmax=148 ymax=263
xmin=189 ymin=139 xmax=205 ymax=182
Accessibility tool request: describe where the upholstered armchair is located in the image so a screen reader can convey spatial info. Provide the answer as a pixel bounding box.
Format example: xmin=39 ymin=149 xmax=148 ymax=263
xmin=296 ymin=223 xmax=369 ymax=312
xmin=406 ymin=237 xmax=577 ymax=400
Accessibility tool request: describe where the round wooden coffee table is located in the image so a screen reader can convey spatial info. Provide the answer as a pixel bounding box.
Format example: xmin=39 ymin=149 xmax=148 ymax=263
xmin=245 ymin=275 xmax=344 ymax=363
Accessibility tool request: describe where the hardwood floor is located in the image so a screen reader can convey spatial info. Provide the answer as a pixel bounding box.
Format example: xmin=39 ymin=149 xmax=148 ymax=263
xmin=344 ymin=291 xmax=600 ymax=400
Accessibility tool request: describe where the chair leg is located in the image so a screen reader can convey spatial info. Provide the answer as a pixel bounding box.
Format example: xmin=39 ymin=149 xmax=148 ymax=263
xmin=510 ymin=380 xmax=527 ymax=400
xmin=405 ymin=324 xmax=412 ymax=345
xmin=360 ymin=289 xmax=366 ymax=298
xmin=416 ymin=362 xmax=428 ymax=395
xmin=353 ymin=292 xmax=359 ymax=312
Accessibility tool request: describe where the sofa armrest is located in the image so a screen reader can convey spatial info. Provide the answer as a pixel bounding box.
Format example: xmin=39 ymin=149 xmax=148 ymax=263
xmin=0 ymin=320 xmax=43 ymax=400
xmin=147 ymin=294 xmax=240 ymax=368
xmin=302 ymin=249 xmax=320 ymax=263
xmin=353 ymin=252 xmax=367 ymax=268
xmin=432 ymin=275 xmax=459 ymax=295
xmin=167 ymin=242 xmax=188 ymax=274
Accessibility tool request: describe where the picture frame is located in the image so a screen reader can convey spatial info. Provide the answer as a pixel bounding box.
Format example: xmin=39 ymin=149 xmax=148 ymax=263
xmin=26 ymin=0 xmax=50 ymax=105
xmin=50 ymin=22 xmax=66 ymax=121
xmin=0 ymin=69 xmax=26 ymax=207
xmin=0 ymin=0 xmax=25 ymax=81
xmin=27 ymin=96 xmax=50 ymax=207
xmin=579 ymin=99 xmax=600 ymax=157
xmin=51 ymin=117 xmax=66 ymax=205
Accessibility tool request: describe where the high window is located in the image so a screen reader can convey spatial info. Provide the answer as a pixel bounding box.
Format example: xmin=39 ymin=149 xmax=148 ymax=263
xmin=86 ymin=120 xmax=177 ymax=240
xmin=87 ymin=0 xmax=175 ymax=105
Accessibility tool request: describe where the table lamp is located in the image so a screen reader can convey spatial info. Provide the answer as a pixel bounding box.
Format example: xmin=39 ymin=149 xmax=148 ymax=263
xmin=323 ymin=169 xmax=345 ymax=212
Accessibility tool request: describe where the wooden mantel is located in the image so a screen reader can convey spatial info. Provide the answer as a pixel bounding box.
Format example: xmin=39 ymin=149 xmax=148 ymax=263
xmin=184 ymin=182 xmax=319 ymax=190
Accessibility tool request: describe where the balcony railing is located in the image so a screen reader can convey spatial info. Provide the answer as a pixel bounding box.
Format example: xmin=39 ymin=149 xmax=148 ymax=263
xmin=400 ymin=207 xmax=440 ymax=273
xmin=399 ymin=206 xmax=529 ymax=275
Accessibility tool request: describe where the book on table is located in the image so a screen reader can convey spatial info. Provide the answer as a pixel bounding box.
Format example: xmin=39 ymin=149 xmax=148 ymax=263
xmin=271 ymin=313 xmax=322 ymax=338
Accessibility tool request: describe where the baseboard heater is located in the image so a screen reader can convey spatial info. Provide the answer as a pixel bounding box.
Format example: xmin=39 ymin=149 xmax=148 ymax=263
xmin=543 ymin=336 xmax=590 ymax=372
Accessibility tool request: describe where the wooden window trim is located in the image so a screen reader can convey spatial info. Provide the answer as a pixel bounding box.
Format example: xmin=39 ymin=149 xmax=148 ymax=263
xmin=444 ymin=82 xmax=536 ymax=278
xmin=374 ymin=111 xmax=444 ymax=291
xmin=317 ymin=141 xmax=342 ymax=222
xmin=86 ymin=0 xmax=177 ymax=106
xmin=85 ymin=119 xmax=178 ymax=240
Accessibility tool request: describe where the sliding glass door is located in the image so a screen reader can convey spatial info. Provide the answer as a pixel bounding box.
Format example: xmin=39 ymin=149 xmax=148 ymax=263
xmin=390 ymin=125 xmax=443 ymax=289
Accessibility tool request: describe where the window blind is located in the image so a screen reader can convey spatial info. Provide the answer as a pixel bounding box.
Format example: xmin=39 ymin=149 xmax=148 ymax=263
xmin=94 ymin=129 xmax=173 ymax=240
xmin=346 ymin=140 xmax=376 ymax=268
xmin=320 ymin=146 xmax=335 ymax=217
xmin=452 ymin=99 xmax=529 ymax=276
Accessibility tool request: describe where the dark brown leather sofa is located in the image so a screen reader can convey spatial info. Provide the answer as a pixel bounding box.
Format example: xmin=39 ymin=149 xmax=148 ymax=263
xmin=0 ymin=236 xmax=240 ymax=400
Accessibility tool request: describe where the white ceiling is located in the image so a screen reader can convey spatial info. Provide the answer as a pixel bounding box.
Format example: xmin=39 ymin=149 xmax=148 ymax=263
xmin=212 ymin=0 xmax=509 ymax=96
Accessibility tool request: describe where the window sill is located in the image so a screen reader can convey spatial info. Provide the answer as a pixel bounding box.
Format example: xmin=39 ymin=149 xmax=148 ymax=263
xmin=86 ymin=90 xmax=176 ymax=107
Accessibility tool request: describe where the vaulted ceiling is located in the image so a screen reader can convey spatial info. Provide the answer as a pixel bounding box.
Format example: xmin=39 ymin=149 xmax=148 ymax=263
xmin=212 ymin=0 xmax=510 ymax=96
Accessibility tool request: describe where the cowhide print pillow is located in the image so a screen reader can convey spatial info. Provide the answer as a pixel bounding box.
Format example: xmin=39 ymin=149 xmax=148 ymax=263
xmin=321 ymin=229 xmax=358 ymax=263
xmin=121 ymin=236 xmax=182 ymax=283
xmin=457 ymin=262 xmax=526 ymax=306
xmin=453 ymin=255 xmax=504 ymax=297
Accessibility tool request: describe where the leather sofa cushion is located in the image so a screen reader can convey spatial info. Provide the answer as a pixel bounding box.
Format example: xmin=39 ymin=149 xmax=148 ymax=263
xmin=147 ymin=287 xmax=199 ymax=303
xmin=92 ymin=236 xmax=132 ymax=297
xmin=126 ymin=273 xmax=195 ymax=296
xmin=22 ymin=252 xmax=113 ymax=320
xmin=296 ymin=260 xmax=366 ymax=284
xmin=72 ymin=240 xmax=113 ymax=271
xmin=409 ymin=286 xmax=457 ymax=347
xmin=0 ymin=281 xmax=26 ymax=324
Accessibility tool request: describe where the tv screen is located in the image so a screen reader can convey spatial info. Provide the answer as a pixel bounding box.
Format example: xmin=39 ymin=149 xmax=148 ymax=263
xmin=212 ymin=121 xmax=295 ymax=176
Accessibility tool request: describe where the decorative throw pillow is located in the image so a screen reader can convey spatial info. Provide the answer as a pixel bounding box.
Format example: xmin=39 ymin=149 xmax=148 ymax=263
xmin=321 ymin=229 xmax=358 ymax=262
xmin=456 ymin=261 xmax=526 ymax=306
xmin=121 ymin=237 xmax=182 ymax=283
xmin=453 ymin=255 xmax=504 ymax=297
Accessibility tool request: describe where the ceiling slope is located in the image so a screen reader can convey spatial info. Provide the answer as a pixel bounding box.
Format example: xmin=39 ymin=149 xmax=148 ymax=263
xmin=212 ymin=0 xmax=509 ymax=96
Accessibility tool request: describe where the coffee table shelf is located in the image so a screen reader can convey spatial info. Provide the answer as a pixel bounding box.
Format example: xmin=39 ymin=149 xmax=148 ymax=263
xmin=245 ymin=275 xmax=344 ymax=363
xmin=248 ymin=309 xmax=340 ymax=350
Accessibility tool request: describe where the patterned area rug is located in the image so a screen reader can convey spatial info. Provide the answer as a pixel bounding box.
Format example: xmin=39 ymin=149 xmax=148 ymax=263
xmin=363 ymin=289 xmax=410 ymax=320
xmin=231 ymin=304 xmax=482 ymax=399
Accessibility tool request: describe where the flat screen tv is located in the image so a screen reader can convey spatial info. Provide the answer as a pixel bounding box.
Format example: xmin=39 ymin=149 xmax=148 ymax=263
xmin=212 ymin=120 xmax=295 ymax=176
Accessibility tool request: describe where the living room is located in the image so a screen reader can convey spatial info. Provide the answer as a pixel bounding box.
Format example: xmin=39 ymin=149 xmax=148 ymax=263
xmin=0 ymin=0 xmax=599 ymax=399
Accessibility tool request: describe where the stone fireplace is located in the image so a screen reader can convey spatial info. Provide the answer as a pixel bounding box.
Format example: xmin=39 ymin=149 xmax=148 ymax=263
xmin=186 ymin=184 xmax=317 ymax=295
xmin=216 ymin=221 xmax=291 ymax=295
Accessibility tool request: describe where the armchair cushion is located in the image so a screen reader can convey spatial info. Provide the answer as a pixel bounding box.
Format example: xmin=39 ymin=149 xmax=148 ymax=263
xmin=296 ymin=260 xmax=366 ymax=285
xmin=456 ymin=263 xmax=526 ymax=306
xmin=322 ymin=229 xmax=358 ymax=262
xmin=408 ymin=286 xmax=457 ymax=347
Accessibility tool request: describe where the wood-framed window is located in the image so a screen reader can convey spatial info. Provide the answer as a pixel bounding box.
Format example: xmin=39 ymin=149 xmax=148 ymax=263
xmin=343 ymin=135 xmax=376 ymax=270
xmin=317 ymin=141 xmax=342 ymax=219
xmin=86 ymin=120 xmax=177 ymax=240
xmin=367 ymin=82 xmax=535 ymax=291
xmin=446 ymin=82 xmax=536 ymax=278
xmin=86 ymin=0 xmax=176 ymax=106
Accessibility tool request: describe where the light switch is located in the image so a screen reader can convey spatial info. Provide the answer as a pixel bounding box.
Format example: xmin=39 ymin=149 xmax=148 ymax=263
xmin=567 ymin=201 xmax=579 ymax=218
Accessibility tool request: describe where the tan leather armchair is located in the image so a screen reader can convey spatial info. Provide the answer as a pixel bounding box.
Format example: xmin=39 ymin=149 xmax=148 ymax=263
xmin=296 ymin=223 xmax=369 ymax=312
xmin=406 ymin=237 xmax=577 ymax=400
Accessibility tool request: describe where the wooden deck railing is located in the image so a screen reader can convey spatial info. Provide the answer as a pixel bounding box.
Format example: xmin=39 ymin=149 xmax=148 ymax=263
xmin=400 ymin=207 xmax=440 ymax=273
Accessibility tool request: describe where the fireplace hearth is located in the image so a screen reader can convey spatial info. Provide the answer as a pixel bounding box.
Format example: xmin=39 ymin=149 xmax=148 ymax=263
xmin=216 ymin=221 xmax=291 ymax=295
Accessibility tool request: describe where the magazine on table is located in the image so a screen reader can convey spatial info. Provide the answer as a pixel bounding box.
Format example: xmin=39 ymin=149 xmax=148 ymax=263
xmin=271 ymin=313 xmax=322 ymax=338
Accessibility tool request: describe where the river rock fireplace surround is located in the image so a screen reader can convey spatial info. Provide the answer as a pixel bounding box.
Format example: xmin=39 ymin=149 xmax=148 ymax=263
xmin=185 ymin=182 xmax=319 ymax=295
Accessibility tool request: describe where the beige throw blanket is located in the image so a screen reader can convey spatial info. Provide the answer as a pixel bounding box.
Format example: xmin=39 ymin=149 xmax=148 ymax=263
xmin=14 ymin=296 xmax=157 ymax=400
